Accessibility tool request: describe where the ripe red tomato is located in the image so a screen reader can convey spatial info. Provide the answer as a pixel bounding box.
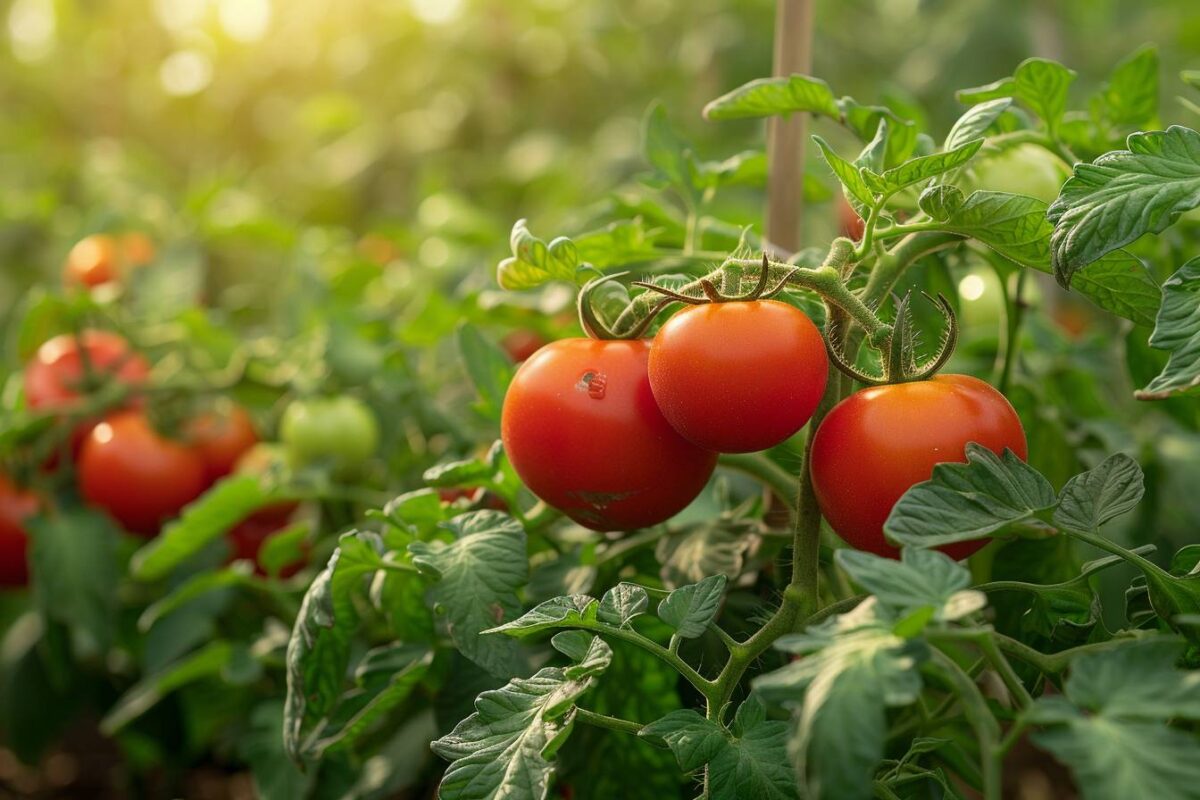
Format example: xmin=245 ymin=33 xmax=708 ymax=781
xmin=648 ymin=300 xmax=828 ymax=453
xmin=501 ymin=339 xmax=717 ymax=530
xmin=186 ymin=404 xmax=259 ymax=483
xmin=228 ymin=515 xmax=307 ymax=578
xmin=810 ymin=374 xmax=1027 ymax=560
xmin=24 ymin=330 xmax=150 ymax=411
xmin=78 ymin=411 xmax=207 ymax=537
xmin=501 ymin=329 xmax=547 ymax=363
xmin=63 ymin=234 xmax=122 ymax=288
xmin=0 ymin=475 xmax=39 ymax=588
xmin=837 ymin=196 xmax=865 ymax=240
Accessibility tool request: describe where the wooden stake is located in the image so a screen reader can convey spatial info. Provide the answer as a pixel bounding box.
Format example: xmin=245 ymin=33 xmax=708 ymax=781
xmin=766 ymin=0 xmax=815 ymax=255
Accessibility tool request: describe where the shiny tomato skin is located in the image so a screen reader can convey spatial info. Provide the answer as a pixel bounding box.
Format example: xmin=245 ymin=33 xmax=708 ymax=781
xmin=24 ymin=330 xmax=150 ymax=411
xmin=64 ymin=234 xmax=121 ymax=288
xmin=78 ymin=411 xmax=207 ymax=537
xmin=648 ymin=300 xmax=828 ymax=453
xmin=501 ymin=339 xmax=716 ymax=530
xmin=0 ymin=475 xmax=39 ymax=587
xmin=186 ymin=404 xmax=259 ymax=483
xmin=810 ymin=374 xmax=1027 ymax=560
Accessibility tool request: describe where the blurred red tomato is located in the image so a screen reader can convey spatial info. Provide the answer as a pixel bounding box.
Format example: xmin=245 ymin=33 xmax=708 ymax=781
xmin=227 ymin=515 xmax=307 ymax=578
xmin=25 ymin=330 xmax=149 ymax=411
xmin=78 ymin=411 xmax=207 ymax=537
xmin=186 ymin=404 xmax=259 ymax=484
xmin=501 ymin=330 xmax=548 ymax=363
xmin=0 ymin=475 xmax=39 ymax=587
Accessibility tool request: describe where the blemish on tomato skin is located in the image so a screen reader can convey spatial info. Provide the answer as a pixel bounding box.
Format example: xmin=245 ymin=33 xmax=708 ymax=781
xmin=576 ymin=370 xmax=607 ymax=399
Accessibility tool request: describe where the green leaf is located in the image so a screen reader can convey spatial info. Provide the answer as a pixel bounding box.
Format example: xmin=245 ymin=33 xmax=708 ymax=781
xmin=835 ymin=549 xmax=985 ymax=622
xmin=101 ymin=640 xmax=235 ymax=734
xmin=1053 ymin=453 xmax=1145 ymax=533
xmin=927 ymin=190 xmax=1160 ymax=326
xmin=1136 ymin=257 xmax=1200 ymax=399
xmin=138 ymin=561 xmax=254 ymax=632
xmin=306 ymin=646 xmax=433 ymax=759
xmin=424 ymin=440 xmax=506 ymax=489
xmin=431 ymin=635 xmax=611 ymax=800
xmin=487 ymin=595 xmax=599 ymax=639
xmin=283 ymin=531 xmax=386 ymax=760
xmin=755 ymin=599 xmax=924 ymax=800
xmin=837 ymin=99 xmax=918 ymax=167
xmin=28 ymin=508 xmax=120 ymax=655
xmin=917 ymin=184 xmax=965 ymax=220
xmin=131 ymin=476 xmax=288 ymax=581
xmin=496 ymin=219 xmax=582 ymax=291
xmin=409 ymin=511 xmax=528 ymax=677
xmin=1098 ymin=45 xmax=1160 ymax=128
xmin=1184 ymin=71 xmax=1200 ymax=91
xmin=861 ymin=138 xmax=983 ymax=195
xmin=597 ymin=583 xmax=649 ymax=627
xmin=943 ymin=98 xmax=1013 ymax=151
xmin=703 ymin=74 xmax=840 ymax=121
xmin=1048 ymin=126 xmax=1200 ymax=286
xmin=643 ymin=102 xmax=696 ymax=197
xmin=1034 ymin=720 xmax=1200 ymax=800
xmin=560 ymin=635 xmax=685 ymax=800
xmin=640 ymin=703 xmax=800 ymax=800
xmin=257 ymin=522 xmax=310 ymax=579
xmin=457 ymin=324 xmax=515 ymax=421
xmin=1028 ymin=641 xmax=1200 ymax=800
xmin=693 ymin=150 xmax=768 ymax=190
xmin=885 ymin=444 xmax=1057 ymax=548
xmin=813 ymin=135 xmax=874 ymax=213
xmin=238 ymin=702 xmax=314 ymax=800
xmin=655 ymin=518 xmax=755 ymax=589
xmin=959 ymin=58 xmax=1077 ymax=133
xmin=657 ymin=575 xmax=727 ymax=639
xmin=550 ymin=632 xmax=613 ymax=679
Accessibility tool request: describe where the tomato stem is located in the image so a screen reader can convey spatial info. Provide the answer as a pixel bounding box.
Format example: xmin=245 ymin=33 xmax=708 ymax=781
xmin=574 ymin=707 xmax=645 ymax=737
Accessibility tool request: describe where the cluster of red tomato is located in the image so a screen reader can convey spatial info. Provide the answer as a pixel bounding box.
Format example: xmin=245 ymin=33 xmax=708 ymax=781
xmin=502 ymin=294 xmax=1026 ymax=559
xmin=0 ymin=327 xmax=297 ymax=587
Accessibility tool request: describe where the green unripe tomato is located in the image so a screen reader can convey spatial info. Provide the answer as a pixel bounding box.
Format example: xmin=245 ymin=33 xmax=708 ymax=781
xmin=967 ymin=143 xmax=1070 ymax=204
xmin=280 ymin=396 xmax=379 ymax=472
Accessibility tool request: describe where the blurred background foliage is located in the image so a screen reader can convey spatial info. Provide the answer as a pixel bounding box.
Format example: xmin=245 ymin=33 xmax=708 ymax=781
xmin=0 ymin=0 xmax=1198 ymax=325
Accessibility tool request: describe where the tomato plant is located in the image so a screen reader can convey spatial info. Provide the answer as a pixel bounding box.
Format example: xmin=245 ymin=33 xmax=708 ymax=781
xmin=2 ymin=7 xmax=1200 ymax=800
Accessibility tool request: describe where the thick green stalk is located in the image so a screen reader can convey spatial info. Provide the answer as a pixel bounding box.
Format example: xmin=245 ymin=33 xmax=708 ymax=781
xmin=930 ymin=648 xmax=1002 ymax=800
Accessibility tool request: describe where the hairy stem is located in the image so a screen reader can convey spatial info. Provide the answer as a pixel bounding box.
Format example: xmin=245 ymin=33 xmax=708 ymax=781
xmin=930 ymin=648 xmax=1002 ymax=800
xmin=575 ymin=707 xmax=644 ymax=736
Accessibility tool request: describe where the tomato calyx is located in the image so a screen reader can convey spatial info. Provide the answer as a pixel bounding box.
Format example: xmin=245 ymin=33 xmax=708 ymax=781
xmin=826 ymin=290 xmax=959 ymax=386
xmin=632 ymin=252 xmax=797 ymax=307
xmin=576 ymin=272 xmax=672 ymax=340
